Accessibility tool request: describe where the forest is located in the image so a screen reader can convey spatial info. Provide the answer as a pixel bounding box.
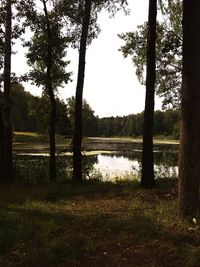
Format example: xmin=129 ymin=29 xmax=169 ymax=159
xmin=1 ymin=0 xmax=200 ymax=266
xmin=10 ymin=82 xmax=180 ymax=138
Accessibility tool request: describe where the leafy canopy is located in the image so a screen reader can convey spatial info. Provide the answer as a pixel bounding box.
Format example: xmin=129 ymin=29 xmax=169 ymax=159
xmin=119 ymin=0 xmax=182 ymax=109
xmin=18 ymin=0 xmax=71 ymax=90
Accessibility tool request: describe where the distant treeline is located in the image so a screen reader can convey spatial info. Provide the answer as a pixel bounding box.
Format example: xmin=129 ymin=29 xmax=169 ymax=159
xmin=98 ymin=110 xmax=180 ymax=139
xmin=10 ymin=83 xmax=180 ymax=139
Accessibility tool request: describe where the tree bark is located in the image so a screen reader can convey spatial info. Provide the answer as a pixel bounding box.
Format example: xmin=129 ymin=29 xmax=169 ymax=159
xmin=3 ymin=0 xmax=13 ymax=182
xmin=0 ymin=103 xmax=4 ymax=182
xmin=72 ymin=0 xmax=92 ymax=182
xmin=43 ymin=0 xmax=57 ymax=181
xmin=141 ymin=0 xmax=157 ymax=188
xmin=178 ymin=0 xmax=200 ymax=217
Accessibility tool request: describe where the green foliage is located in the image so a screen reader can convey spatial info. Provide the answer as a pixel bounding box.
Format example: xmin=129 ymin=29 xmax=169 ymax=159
xmin=0 ymin=1 xmax=25 ymax=74
xmin=11 ymin=83 xmax=32 ymax=131
xmin=55 ymin=0 xmax=129 ymax=48
xmin=11 ymin=83 xmax=70 ymax=135
xmin=66 ymin=96 xmax=98 ymax=137
xmin=13 ymin=154 xmax=71 ymax=184
xmin=13 ymin=155 xmax=49 ymax=184
xmin=13 ymin=153 xmax=100 ymax=184
xmin=172 ymin=121 xmax=180 ymax=139
xmin=97 ymin=110 xmax=180 ymax=138
xmin=119 ymin=0 xmax=182 ymax=109
xmin=19 ymin=0 xmax=71 ymax=91
xmin=11 ymin=83 xmax=180 ymax=138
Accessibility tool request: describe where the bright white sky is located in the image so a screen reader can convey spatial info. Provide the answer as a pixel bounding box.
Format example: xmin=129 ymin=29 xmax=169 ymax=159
xmin=13 ymin=0 xmax=162 ymax=118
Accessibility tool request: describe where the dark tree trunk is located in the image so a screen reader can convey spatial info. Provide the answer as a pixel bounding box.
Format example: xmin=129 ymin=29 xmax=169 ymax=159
xmin=0 ymin=104 xmax=4 ymax=182
xmin=3 ymin=0 xmax=13 ymax=182
xmin=72 ymin=0 xmax=92 ymax=182
xmin=178 ymin=0 xmax=200 ymax=217
xmin=43 ymin=0 xmax=57 ymax=181
xmin=141 ymin=0 xmax=157 ymax=188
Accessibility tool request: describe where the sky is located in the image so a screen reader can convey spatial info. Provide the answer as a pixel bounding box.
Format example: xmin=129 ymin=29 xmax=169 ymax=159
xmin=13 ymin=0 xmax=162 ymax=118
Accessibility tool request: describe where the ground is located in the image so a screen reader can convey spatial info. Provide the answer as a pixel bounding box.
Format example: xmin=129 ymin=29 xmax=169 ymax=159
xmin=13 ymin=132 xmax=179 ymax=153
xmin=0 ymin=180 xmax=200 ymax=267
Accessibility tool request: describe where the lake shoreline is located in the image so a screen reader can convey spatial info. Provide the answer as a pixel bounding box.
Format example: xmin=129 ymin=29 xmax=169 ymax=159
xmin=13 ymin=136 xmax=179 ymax=153
xmin=13 ymin=137 xmax=178 ymax=182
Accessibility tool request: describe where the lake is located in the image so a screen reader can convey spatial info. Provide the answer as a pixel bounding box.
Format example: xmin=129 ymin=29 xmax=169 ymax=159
xmin=14 ymin=146 xmax=178 ymax=183
xmin=93 ymin=152 xmax=178 ymax=181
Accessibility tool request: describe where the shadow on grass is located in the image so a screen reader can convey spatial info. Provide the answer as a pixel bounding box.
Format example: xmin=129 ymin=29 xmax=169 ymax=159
xmin=0 ymin=181 xmax=140 ymax=205
xmin=0 ymin=202 xmax=161 ymax=267
xmin=0 ymin=177 xmax=177 ymax=205
xmin=1 ymin=181 xmax=200 ymax=267
xmin=1 ymin=197 xmax=199 ymax=267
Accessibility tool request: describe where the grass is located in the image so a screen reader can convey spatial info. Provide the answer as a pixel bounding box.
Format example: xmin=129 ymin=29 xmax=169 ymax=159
xmin=14 ymin=132 xmax=68 ymax=144
xmin=14 ymin=132 xmax=47 ymax=143
xmin=14 ymin=132 xmax=179 ymax=145
xmin=0 ymin=180 xmax=200 ymax=267
xmin=87 ymin=136 xmax=179 ymax=145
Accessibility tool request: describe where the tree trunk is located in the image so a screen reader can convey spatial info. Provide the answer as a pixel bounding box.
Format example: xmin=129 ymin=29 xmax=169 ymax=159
xmin=0 ymin=104 xmax=4 ymax=182
xmin=3 ymin=0 xmax=13 ymax=182
xmin=43 ymin=0 xmax=57 ymax=181
xmin=72 ymin=0 xmax=92 ymax=182
xmin=141 ymin=0 xmax=157 ymax=188
xmin=178 ymin=0 xmax=200 ymax=217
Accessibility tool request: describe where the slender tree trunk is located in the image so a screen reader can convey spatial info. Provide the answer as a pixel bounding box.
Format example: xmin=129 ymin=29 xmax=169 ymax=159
xmin=141 ymin=0 xmax=157 ymax=188
xmin=72 ymin=0 xmax=92 ymax=182
xmin=43 ymin=0 xmax=57 ymax=181
xmin=178 ymin=0 xmax=200 ymax=217
xmin=3 ymin=0 xmax=13 ymax=182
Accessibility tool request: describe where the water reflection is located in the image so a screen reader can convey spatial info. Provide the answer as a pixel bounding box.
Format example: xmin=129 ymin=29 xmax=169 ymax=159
xmin=92 ymin=151 xmax=178 ymax=181
xmin=14 ymin=149 xmax=178 ymax=183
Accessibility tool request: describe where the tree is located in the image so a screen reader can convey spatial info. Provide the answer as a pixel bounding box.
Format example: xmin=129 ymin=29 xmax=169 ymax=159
xmin=66 ymin=96 xmax=97 ymax=137
xmin=0 ymin=12 xmax=3 ymax=180
xmin=141 ymin=0 xmax=157 ymax=188
xmin=42 ymin=0 xmax=57 ymax=181
xmin=54 ymin=0 xmax=128 ymax=181
xmin=72 ymin=0 xmax=92 ymax=182
xmin=21 ymin=0 xmax=71 ymax=181
xmin=10 ymin=83 xmax=71 ymax=135
xmin=10 ymin=83 xmax=29 ymax=131
xmin=119 ymin=0 xmax=182 ymax=110
xmin=0 ymin=4 xmax=4 ymax=70
xmin=178 ymin=0 xmax=200 ymax=217
xmin=3 ymin=0 xmax=13 ymax=182
xmin=0 ymin=91 xmax=3 ymax=182
xmin=0 ymin=0 xmax=23 ymax=182
xmin=56 ymin=98 xmax=71 ymax=136
xmin=67 ymin=0 xmax=128 ymax=181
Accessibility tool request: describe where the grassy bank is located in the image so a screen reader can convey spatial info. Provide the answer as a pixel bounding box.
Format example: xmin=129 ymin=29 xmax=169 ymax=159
xmin=13 ymin=133 xmax=179 ymax=154
xmin=87 ymin=136 xmax=179 ymax=145
xmin=0 ymin=180 xmax=199 ymax=267
xmin=14 ymin=132 xmax=179 ymax=145
xmin=14 ymin=132 xmax=67 ymax=144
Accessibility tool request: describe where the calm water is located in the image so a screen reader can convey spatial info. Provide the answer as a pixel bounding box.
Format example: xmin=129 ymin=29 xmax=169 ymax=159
xmin=14 ymin=148 xmax=178 ymax=182
xmin=92 ymin=153 xmax=178 ymax=180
